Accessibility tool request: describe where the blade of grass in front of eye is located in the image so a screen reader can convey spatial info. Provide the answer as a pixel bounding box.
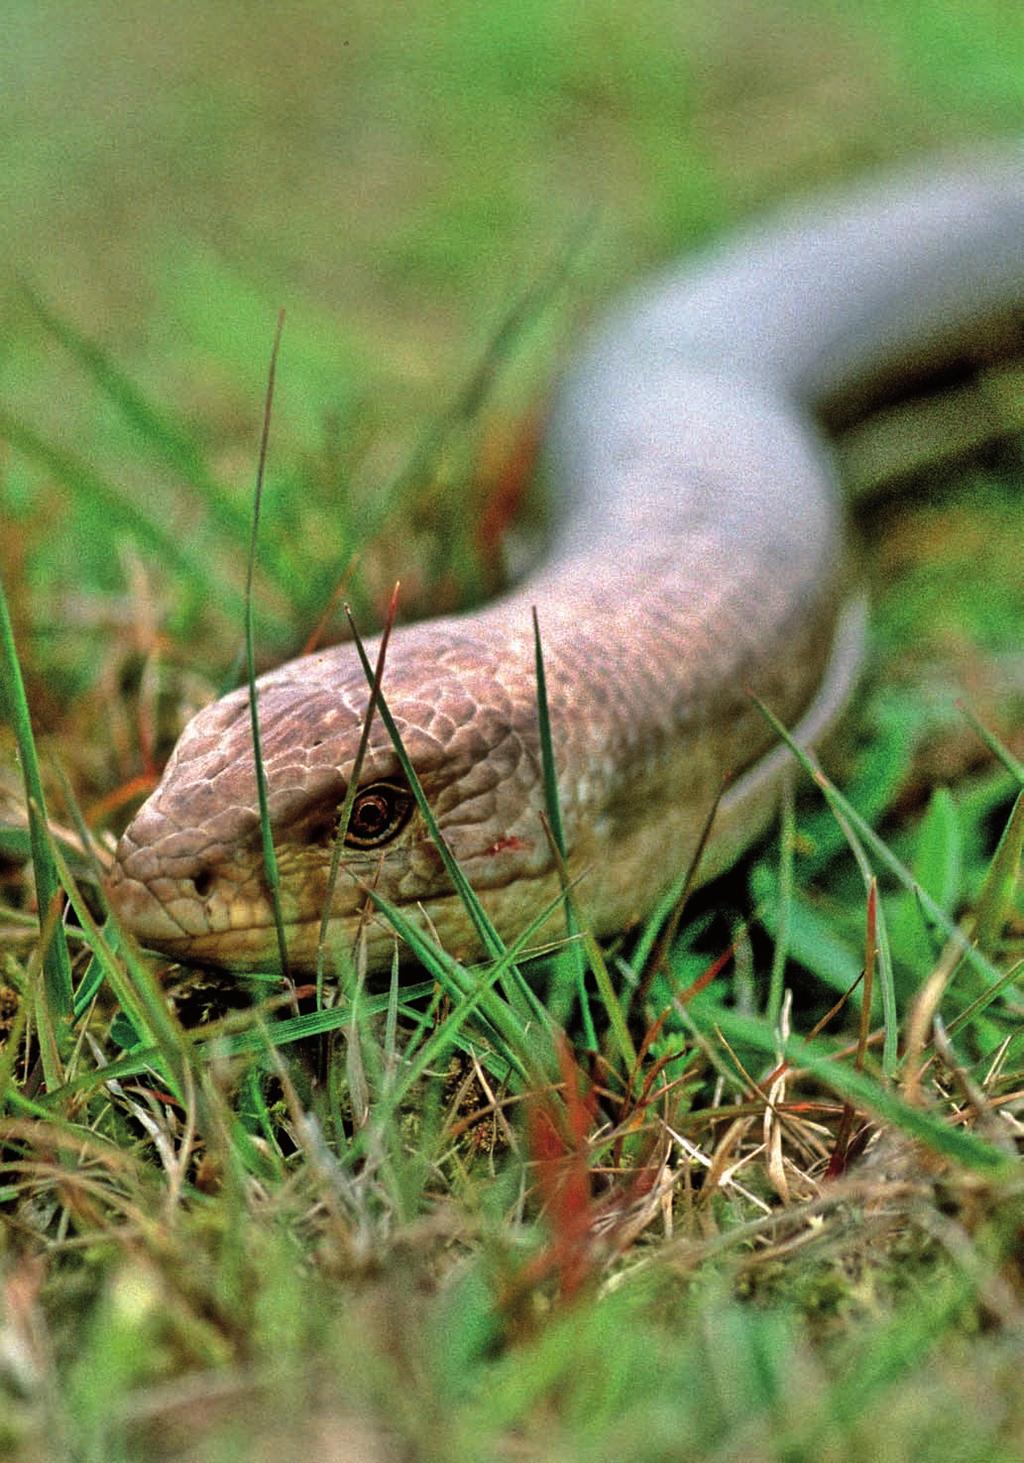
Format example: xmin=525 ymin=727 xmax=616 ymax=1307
xmin=315 ymin=581 xmax=400 ymax=999
xmin=531 ymin=609 xmax=595 ymax=1046
xmin=245 ymin=310 xmax=291 ymax=980
xmin=345 ymin=610 xmax=546 ymax=1027
xmin=0 ymin=566 xmax=73 ymax=1021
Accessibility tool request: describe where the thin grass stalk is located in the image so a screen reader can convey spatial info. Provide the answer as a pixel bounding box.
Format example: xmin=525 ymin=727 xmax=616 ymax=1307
xmin=45 ymin=834 xmax=193 ymax=1100
xmin=363 ymin=892 xmax=536 ymax=1080
xmin=766 ymin=770 xmax=795 ymax=1023
xmin=946 ymin=958 xmax=1024 ymax=1038
xmin=245 ymin=309 xmax=291 ymax=979
xmin=957 ymin=700 xmax=1024 ymax=786
xmin=50 ymin=760 xmax=130 ymax=1020
xmin=578 ymin=928 xmax=637 ymax=1070
xmin=0 ymin=570 xmax=73 ymax=1018
xmin=29 ymin=894 xmax=67 ymax=1092
xmin=314 ymin=583 xmax=401 ymax=997
xmin=39 ymin=982 xmax=438 ymax=1105
xmin=60 ymin=915 xmax=194 ymax=1110
xmin=532 ymin=608 xmax=594 ymax=1045
xmin=364 ymin=878 xmax=580 ymax=1083
xmin=971 ymin=790 xmax=1023 ymax=956
xmin=746 ymin=695 xmax=1023 ymax=1073
xmin=859 ymin=880 xmax=877 ymax=1077
xmin=629 ymin=779 xmax=727 ymax=1006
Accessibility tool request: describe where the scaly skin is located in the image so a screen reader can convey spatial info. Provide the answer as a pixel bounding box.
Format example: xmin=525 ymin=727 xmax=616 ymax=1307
xmin=108 ymin=148 xmax=1024 ymax=972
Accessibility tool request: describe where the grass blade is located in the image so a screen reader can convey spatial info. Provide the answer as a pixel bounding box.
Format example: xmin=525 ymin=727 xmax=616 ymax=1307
xmin=315 ymin=582 xmax=400 ymax=995
xmin=957 ymin=700 xmax=1024 ymax=786
xmin=46 ymin=833 xmax=193 ymax=1099
xmin=971 ymin=791 xmax=1024 ymax=956
xmin=752 ymin=694 xmax=898 ymax=1075
xmin=39 ymin=982 xmax=438 ymax=1105
xmin=766 ymin=772 xmax=795 ymax=1023
xmin=0 ymin=568 xmax=73 ymax=1018
xmin=245 ymin=310 xmax=291 ymax=979
xmin=532 ymin=608 xmax=594 ymax=1044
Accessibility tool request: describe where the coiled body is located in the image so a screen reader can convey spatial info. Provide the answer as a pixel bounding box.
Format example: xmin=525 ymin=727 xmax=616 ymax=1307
xmin=109 ymin=148 xmax=1024 ymax=972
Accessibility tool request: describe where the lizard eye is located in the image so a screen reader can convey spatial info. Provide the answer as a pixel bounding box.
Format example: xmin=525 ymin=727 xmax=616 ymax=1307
xmin=344 ymin=781 xmax=414 ymax=849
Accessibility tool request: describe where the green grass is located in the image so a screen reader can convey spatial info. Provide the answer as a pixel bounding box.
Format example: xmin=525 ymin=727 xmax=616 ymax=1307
xmin=2 ymin=3 xmax=1024 ymax=1459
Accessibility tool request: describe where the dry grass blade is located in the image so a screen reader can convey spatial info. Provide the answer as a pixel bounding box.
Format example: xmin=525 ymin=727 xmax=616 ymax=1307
xmin=711 ymin=1006 xmax=1013 ymax=1175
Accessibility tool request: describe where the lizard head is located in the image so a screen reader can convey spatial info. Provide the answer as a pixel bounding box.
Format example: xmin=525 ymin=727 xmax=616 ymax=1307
xmin=107 ymin=625 xmax=557 ymax=974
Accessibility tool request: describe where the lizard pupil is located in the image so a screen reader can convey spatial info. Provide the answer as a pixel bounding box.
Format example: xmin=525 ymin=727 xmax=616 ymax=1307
xmin=354 ymin=794 xmax=387 ymax=834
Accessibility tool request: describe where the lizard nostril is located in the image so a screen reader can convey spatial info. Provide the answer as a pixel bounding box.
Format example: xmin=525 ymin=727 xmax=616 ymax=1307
xmin=193 ymin=869 xmax=215 ymax=900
